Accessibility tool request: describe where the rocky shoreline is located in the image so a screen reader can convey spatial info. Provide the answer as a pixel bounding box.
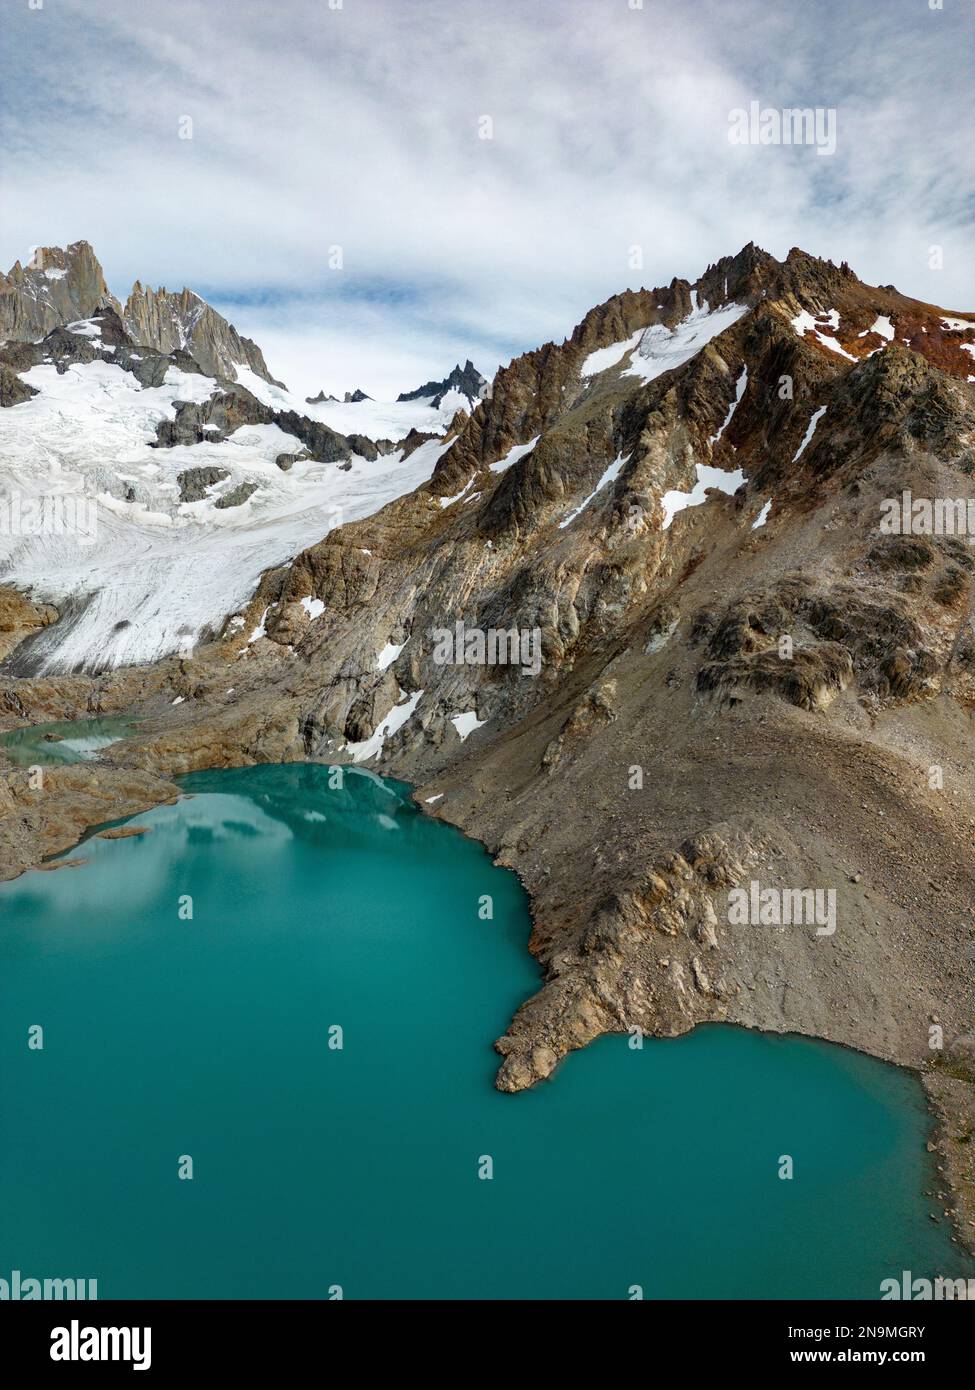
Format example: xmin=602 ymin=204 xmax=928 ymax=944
xmin=2 ymin=669 xmax=973 ymax=1258
xmin=2 ymin=242 xmax=974 ymax=1258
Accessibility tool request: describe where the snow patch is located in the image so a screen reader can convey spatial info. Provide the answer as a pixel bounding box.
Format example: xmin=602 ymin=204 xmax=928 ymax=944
xmin=300 ymin=597 xmax=325 ymax=620
xmin=644 ymin=619 xmax=678 ymax=654
xmin=377 ymin=639 xmax=406 ymax=672
xmin=451 ymin=710 xmax=487 ymax=741
xmin=559 ymin=452 xmax=628 ymax=529
xmin=859 ymin=315 xmax=894 ymax=341
xmin=247 ymin=608 xmax=269 ymax=643
xmin=346 ymin=689 xmax=424 ymax=763
xmin=624 ymin=302 xmax=749 ymax=385
xmin=439 ymin=477 xmax=475 ymax=507
xmin=581 ymin=302 xmax=747 ymax=385
xmin=65 ymin=318 xmax=103 ymax=341
xmin=708 ymin=365 xmax=748 ymax=446
xmin=580 ymin=329 xmax=645 ymax=378
xmin=661 ymin=464 xmax=746 ymax=530
xmin=490 ymin=436 xmax=540 ymax=473
xmin=790 ymin=310 xmax=856 ymax=361
xmin=792 ymin=405 xmax=827 ymax=461
xmin=751 ymin=499 xmax=772 ymax=529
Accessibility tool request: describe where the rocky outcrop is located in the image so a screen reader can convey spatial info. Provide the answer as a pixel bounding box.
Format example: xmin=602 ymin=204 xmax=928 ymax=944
xmin=154 ymin=387 xmax=271 ymax=448
xmin=0 ymin=363 xmax=36 ymax=406
xmin=0 ymin=758 xmax=181 ymax=881
xmin=0 ymin=239 xmax=286 ymax=386
xmin=177 ymin=466 xmax=231 ymax=503
xmin=123 ymin=282 xmax=281 ymax=385
xmin=153 ymin=386 xmax=353 ymax=463
xmin=397 ymin=359 xmax=487 ymax=407
xmin=214 ymin=481 xmax=259 ymax=510
xmin=0 ymin=589 xmax=58 ymax=663
xmin=0 ymin=242 xmax=121 ymax=342
xmin=944 ymin=1034 xmax=975 ymax=1082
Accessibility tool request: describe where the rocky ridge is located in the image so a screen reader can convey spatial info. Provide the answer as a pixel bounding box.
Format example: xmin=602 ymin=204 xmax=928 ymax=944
xmin=397 ymin=358 xmax=488 ymax=407
xmin=0 ymin=241 xmax=119 ymax=342
xmin=122 ymin=281 xmax=280 ymax=385
xmin=2 ymin=242 xmax=975 ymax=1250
xmin=0 ymin=240 xmax=280 ymax=386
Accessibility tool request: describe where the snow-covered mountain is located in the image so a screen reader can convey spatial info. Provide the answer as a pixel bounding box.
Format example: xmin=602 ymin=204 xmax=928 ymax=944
xmin=244 ymin=369 xmax=479 ymax=444
xmin=3 ymin=238 xmax=973 ymax=685
xmin=5 ymin=243 xmax=975 ymax=1253
xmin=0 ymin=246 xmax=473 ymax=672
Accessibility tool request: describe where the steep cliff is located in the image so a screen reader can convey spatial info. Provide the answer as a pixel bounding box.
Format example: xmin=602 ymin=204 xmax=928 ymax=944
xmin=122 ymin=282 xmax=281 ymax=385
xmin=0 ymin=241 xmax=121 ymax=342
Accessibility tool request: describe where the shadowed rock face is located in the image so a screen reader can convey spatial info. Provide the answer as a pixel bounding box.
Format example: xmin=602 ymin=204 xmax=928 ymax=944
xmin=0 ymin=588 xmax=58 ymax=663
xmin=214 ymin=481 xmax=259 ymax=510
xmin=177 ymin=467 xmax=231 ymax=503
xmin=0 ymin=363 xmax=36 ymax=406
xmin=3 ymin=241 xmax=975 ymax=1251
xmin=0 ymin=241 xmax=121 ymax=342
xmin=397 ymin=359 xmax=488 ymax=407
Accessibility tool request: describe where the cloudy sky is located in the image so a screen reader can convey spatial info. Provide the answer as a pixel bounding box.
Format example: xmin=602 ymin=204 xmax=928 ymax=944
xmin=2 ymin=0 xmax=972 ymax=397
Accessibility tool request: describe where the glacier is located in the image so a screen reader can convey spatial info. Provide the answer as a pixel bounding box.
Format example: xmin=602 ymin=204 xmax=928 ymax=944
xmin=0 ymin=358 xmax=456 ymax=673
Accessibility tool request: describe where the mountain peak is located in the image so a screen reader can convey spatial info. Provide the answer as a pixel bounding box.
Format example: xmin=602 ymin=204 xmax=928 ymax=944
xmin=0 ymin=240 xmax=282 ymax=387
xmin=121 ymin=280 xmax=279 ymax=384
xmin=0 ymin=240 xmax=120 ymax=341
xmin=397 ymin=359 xmax=487 ymax=407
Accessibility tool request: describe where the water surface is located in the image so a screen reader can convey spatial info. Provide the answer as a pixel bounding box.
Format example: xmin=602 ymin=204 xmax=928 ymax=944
xmin=0 ymin=764 xmax=969 ymax=1299
xmin=0 ymin=716 xmax=137 ymax=767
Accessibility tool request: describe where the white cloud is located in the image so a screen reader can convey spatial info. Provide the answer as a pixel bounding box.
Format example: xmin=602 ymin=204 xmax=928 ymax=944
xmin=1 ymin=0 xmax=971 ymax=396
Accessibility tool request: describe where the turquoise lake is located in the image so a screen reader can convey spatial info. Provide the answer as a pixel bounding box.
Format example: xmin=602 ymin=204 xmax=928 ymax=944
xmin=0 ymin=763 xmax=970 ymax=1299
xmin=0 ymin=717 xmax=137 ymax=767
